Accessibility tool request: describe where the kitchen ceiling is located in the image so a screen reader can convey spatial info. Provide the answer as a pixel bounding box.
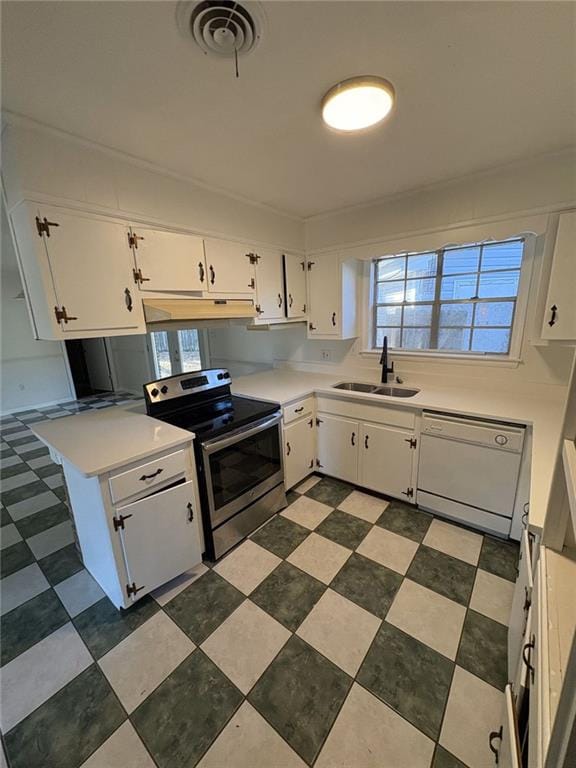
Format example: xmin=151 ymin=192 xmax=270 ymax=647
xmin=1 ymin=1 xmax=574 ymax=218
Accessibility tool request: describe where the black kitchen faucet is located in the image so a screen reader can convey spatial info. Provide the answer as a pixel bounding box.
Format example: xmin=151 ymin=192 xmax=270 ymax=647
xmin=379 ymin=334 xmax=395 ymax=384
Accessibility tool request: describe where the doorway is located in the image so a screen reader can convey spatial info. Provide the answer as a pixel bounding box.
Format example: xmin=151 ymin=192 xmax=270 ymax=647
xmin=65 ymin=338 xmax=114 ymax=399
xmin=148 ymin=329 xmax=206 ymax=379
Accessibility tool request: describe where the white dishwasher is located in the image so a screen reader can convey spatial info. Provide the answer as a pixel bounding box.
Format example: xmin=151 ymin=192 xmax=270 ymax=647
xmin=417 ymin=412 xmax=525 ymax=536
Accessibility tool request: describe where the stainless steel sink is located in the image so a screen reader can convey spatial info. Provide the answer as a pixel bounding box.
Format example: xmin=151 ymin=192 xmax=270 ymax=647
xmin=332 ymin=382 xmax=420 ymax=398
xmin=332 ymin=382 xmax=378 ymax=393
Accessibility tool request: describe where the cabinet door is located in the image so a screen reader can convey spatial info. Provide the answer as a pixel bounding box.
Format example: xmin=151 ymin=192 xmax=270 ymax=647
xmin=203 ymin=238 xmax=256 ymax=295
xmin=508 ymin=530 xmax=533 ymax=681
xmin=284 ymin=253 xmax=307 ymax=318
xmin=492 ymin=685 xmax=521 ymax=768
xmin=308 ymin=253 xmax=340 ymax=335
xmin=117 ymin=481 xmax=201 ymax=602
xmin=360 ymin=423 xmax=414 ymax=501
xmin=284 ymin=417 xmax=315 ymax=490
xmin=316 ymin=413 xmax=359 ymax=483
xmin=256 ymin=248 xmax=285 ymax=319
xmin=542 ymin=211 xmax=576 ymax=340
xmin=131 ymin=227 xmax=206 ymax=292
xmin=37 ymin=206 xmax=144 ymax=333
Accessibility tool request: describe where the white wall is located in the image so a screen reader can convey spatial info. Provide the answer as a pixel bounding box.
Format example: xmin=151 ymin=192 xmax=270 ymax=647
xmin=1 ymin=205 xmax=73 ymax=413
xmin=107 ymin=335 xmax=152 ymax=395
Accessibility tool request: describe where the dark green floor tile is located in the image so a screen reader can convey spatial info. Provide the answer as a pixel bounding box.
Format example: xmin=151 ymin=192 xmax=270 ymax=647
xmin=20 ymin=447 xmax=49 ymax=461
xmin=250 ymin=514 xmax=309 ymax=559
xmin=0 ymin=540 xmax=35 ymax=578
xmin=74 ymin=595 xmax=159 ymax=659
xmin=1 ymin=462 xmax=30 ymax=480
xmin=251 ymin=561 xmax=326 ymax=631
xmin=249 ymin=635 xmax=352 ymax=765
xmin=433 ymin=744 xmax=468 ymax=768
xmin=315 ymin=509 xmax=371 ymax=550
xmin=1 ymin=589 xmax=68 ymax=666
xmin=478 ymin=536 xmax=519 ymax=582
xmin=357 ymin=621 xmax=453 ymax=741
xmin=163 ymin=570 xmax=244 ymax=644
xmin=7 ymin=435 xmax=38 ymax=448
xmin=457 ymin=609 xmax=508 ymax=691
xmin=331 ymin=553 xmax=402 ymax=619
xmin=305 ymin=476 xmax=354 ymax=507
xmin=407 ymin=545 xmax=476 ymax=606
xmin=376 ymin=501 xmax=433 ymax=543
xmin=0 ymin=425 xmax=28 ymax=437
xmin=1 ymin=480 xmax=49 ymax=507
xmin=15 ymin=503 xmax=70 ymax=540
xmin=286 ymin=489 xmax=299 ymax=505
xmin=0 ymin=447 xmax=15 ymax=459
xmin=53 ymin=486 xmax=67 ymax=502
xmin=39 ymin=543 xmax=84 ymax=585
xmin=132 ymin=650 xmax=242 ymax=768
xmin=34 ymin=463 xmax=62 ymax=479
xmin=4 ymin=664 xmax=126 ymax=768
xmin=1 ymin=506 xmax=11 ymax=526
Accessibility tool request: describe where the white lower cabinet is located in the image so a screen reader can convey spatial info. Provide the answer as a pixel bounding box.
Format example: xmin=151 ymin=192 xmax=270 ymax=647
xmin=509 ymin=530 xmax=534 ymax=680
xmin=283 ymin=417 xmax=315 ymax=490
xmin=359 ymin=422 xmax=415 ymax=501
xmin=316 ymin=413 xmax=359 ymax=484
xmin=491 ymin=685 xmax=521 ymax=768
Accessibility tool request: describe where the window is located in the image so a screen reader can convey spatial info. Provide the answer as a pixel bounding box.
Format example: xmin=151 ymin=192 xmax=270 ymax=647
xmin=149 ymin=329 xmax=203 ymax=378
xmin=372 ymin=238 xmax=525 ymax=355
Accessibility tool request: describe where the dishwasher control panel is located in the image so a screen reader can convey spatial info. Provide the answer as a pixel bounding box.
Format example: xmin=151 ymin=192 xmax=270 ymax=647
xmin=421 ymin=412 xmax=525 ymax=453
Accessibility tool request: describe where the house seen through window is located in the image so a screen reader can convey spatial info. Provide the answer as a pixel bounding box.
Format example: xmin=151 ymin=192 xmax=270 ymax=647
xmin=372 ymin=238 xmax=525 ymax=355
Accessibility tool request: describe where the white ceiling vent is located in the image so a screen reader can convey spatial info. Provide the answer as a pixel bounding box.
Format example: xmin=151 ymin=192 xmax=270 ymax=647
xmin=177 ymin=1 xmax=265 ymax=58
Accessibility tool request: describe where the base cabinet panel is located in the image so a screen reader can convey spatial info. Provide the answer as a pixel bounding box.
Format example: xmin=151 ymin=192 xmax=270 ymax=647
xmin=284 ymin=417 xmax=315 ymax=489
xmin=359 ymin=422 xmax=415 ymax=501
xmin=316 ymin=413 xmax=359 ymax=484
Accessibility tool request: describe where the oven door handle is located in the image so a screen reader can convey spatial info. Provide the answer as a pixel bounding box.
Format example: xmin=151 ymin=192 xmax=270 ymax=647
xmin=201 ymin=414 xmax=281 ymax=455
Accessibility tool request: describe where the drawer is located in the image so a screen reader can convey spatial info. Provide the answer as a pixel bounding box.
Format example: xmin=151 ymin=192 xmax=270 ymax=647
xmin=283 ymin=397 xmax=314 ymax=425
xmin=109 ymin=450 xmax=186 ymax=504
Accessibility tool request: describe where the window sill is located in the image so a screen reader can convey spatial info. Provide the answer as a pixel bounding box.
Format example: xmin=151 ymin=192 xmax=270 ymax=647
xmin=359 ymin=349 xmax=521 ymax=368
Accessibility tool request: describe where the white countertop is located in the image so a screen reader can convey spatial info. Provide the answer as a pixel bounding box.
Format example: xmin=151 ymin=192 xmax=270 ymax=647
xmin=232 ymin=369 xmax=567 ymax=533
xmin=32 ymin=405 xmax=193 ymax=478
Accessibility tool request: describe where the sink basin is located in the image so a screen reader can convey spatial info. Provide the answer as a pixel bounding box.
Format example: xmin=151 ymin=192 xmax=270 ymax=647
xmin=332 ymin=382 xmax=378 ymax=393
xmin=332 ymin=382 xmax=420 ymax=398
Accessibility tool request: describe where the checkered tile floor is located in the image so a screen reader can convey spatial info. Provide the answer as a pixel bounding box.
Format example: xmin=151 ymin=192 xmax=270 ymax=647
xmin=1 ymin=396 xmax=520 ymax=768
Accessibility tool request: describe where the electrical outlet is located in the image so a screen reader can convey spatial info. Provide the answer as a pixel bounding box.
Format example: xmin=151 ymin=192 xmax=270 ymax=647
xmin=321 ymin=349 xmax=332 ymax=361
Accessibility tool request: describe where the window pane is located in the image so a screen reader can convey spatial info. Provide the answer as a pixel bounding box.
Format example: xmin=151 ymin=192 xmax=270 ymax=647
xmin=151 ymin=331 xmax=172 ymax=377
xmin=438 ymin=328 xmax=471 ymax=351
xmin=471 ymin=328 xmax=511 ymax=353
xmin=475 ymin=301 xmax=514 ymax=327
xmin=376 ymin=327 xmax=401 ymax=348
xmin=478 ymin=271 xmax=519 ymax=299
xmin=178 ymin=329 xmax=201 ymax=372
xmin=443 ymin=246 xmax=480 ymax=275
xmin=407 ymin=253 xmax=437 ymax=279
xmin=481 ymin=241 xmax=523 ymax=271
xmin=439 ymin=303 xmax=474 ymax=327
xmin=405 ymin=278 xmax=436 ymax=303
xmin=441 ymin=274 xmax=477 ymax=300
xmin=377 ymin=281 xmax=405 ymax=304
xmin=403 ymin=304 xmax=433 ymax=326
xmin=377 ymin=256 xmax=405 ymax=281
xmin=376 ymin=306 xmax=402 ymax=326
xmin=402 ymin=328 xmax=431 ymax=349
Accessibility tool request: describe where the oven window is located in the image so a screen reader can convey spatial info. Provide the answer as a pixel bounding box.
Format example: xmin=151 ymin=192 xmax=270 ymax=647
xmin=208 ymin=425 xmax=281 ymax=510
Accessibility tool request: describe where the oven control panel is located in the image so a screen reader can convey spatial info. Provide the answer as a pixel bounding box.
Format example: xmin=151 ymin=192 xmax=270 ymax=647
xmin=143 ymin=369 xmax=231 ymax=406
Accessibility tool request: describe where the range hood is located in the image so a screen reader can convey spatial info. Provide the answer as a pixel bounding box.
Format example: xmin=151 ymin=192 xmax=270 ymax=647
xmin=143 ymin=298 xmax=257 ymax=326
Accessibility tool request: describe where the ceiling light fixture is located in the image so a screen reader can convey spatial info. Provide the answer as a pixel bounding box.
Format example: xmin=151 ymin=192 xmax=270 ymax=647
xmin=321 ymin=76 xmax=395 ymax=132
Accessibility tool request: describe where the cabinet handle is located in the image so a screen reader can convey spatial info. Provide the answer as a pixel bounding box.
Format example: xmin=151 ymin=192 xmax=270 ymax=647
xmin=488 ymin=726 xmax=502 ymax=763
xmin=522 ymin=637 xmax=535 ymax=683
xmin=198 ymin=262 xmax=205 ymax=283
xmin=331 ymin=312 xmax=336 ymax=327
xmin=124 ymin=288 xmax=133 ymax=312
xmin=522 ymin=502 xmax=529 ymax=528
xmin=139 ymin=468 xmax=163 ymax=481
xmin=364 ymin=435 xmax=369 ymax=449
xmin=278 ymin=293 xmax=283 ymax=308
xmin=351 ymin=431 xmax=356 ymax=446
xmin=548 ymin=304 xmax=557 ymax=327
xmin=187 ymin=502 xmax=194 ymax=522
xmin=289 ymin=293 xmax=293 ymax=308
xmin=294 ymin=406 xmax=304 ymax=413
xmin=286 ymin=441 xmax=291 ymax=456
xmin=209 ymin=265 xmax=216 ymax=285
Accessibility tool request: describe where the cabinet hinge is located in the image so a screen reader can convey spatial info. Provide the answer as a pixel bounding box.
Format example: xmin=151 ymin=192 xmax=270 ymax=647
xmin=126 ymin=582 xmax=145 ymax=598
xmin=255 ymin=304 xmax=264 ymax=315
xmin=113 ymin=513 xmax=132 ymax=531
xmin=315 ymin=458 xmax=324 ymax=468
xmin=315 ymin=417 xmax=323 ymax=426
xmin=405 ymin=437 xmax=417 ymax=449
xmin=307 ymin=261 xmax=314 ymax=270
xmin=300 ymin=261 xmax=305 ymax=271
xmin=54 ymin=306 xmax=78 ymax=324
xmin=128 ymin=232 xmax=145 ymax=249
xmin=302 ymin=304 xmax=307 ymax=314
xmin=402 ymin=487 xmax=414 ymax=499
xmin=308 ymin=418 xmax=314 ymax=428
xmin=248 ymin=277 xmax=256 ymax=290
xmin=247 ymin=252 xmax=260 ymax=264
xmin=36 ymin=216 xmax=60 ymax=237
xmin=133 ymin=268 xmax=150 ymax=285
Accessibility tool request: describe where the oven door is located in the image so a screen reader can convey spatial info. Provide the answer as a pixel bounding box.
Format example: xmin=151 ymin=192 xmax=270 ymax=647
xmin=201 ymin=414 xmax=284 ymax=529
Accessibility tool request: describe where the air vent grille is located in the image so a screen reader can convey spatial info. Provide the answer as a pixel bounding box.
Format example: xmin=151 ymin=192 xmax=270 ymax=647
xmin=185 ymin=1 xmax=263 ymax=57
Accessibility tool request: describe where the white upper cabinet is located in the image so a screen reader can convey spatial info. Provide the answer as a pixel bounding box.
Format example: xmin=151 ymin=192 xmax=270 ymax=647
xmin=11 ymin=203 xmax=145 ymax=339
xmin=307 ymin=253 xmax=357 ymax=338
xmin=203 ymin=238 xmax=256 ymax=295
xmin=130 ymin=226 xmax=206 ymax=292
xmin=541 ymin=210 xmax=576 ymax=340
xmin=284 ymin=252 xmax=307 ymax=318
xmin=255 ymin=248 xmax=285 ymax=319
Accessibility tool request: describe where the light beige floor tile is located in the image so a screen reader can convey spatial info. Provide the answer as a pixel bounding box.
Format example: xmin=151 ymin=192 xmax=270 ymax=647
xmin=99 ymin=612 xmax=194 ymax=713
xmin=423 ymin=518 xmax=482 ymax=565
xmin=214 ymin=540 xmax=281 ymax=595
xmin=470 ymin=569 xmax=514 ymax=626
xmin=8 ymin=490 xmax=61 ymax=521
xmin=55 ymin=569 xmax=105 ymax=617
xmin=14 ymin=440 xmax=45 ymax=455
xmin=297 ymin=589 xmax=380 ymax=675
xmin=440 ymin=666 xmax=503 ymax=768
xmin=1 ymin=563 xmax=49 ymax=616
xmin=0 ymin=622 xmax=92 ymax=732
xmin=0 ymin=524 xmax=22 ymax=551
xmin=151 ymin=562 xmax=209 ymax=606
xmin=80 ymin=721 xmax=156 ymax=768
xmin=338 ymin=490 xmax=389 ymax=523
xmin=0 ymin=455 xmax=23 ymax=469
xmin=3 ymin=430 xmax=32 ymax=443
xmin=294 ymin=475 xmax=322 ymax=495
xmin=26 ymin=520 xmax=74 ymax=559
xmin=26 ymin=455 xmax=53 ymax=470
xmin=386 ymin=579 xmax=466 ymax=660
xmin=356 ymin=526 xmax=418 ymax=574
xmin=198 ymin=702 xmax=306 ymax=768
xmin=1 ymin=471 xmax=38 ymax=492
xmin=281 ymin=495 xmax=332 ymax=530
xmin=287 ymin=532 xmax=351 ymax=584
xmin=201 ymin=600 xmax=290 ymax=694
xmin=316 ymin=683 xmax=434 ymax=768
xmin=44 ymin=473 xmax=64 ymax=489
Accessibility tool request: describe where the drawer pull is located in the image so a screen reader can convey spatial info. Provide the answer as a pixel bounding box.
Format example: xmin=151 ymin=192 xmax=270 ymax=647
xmin=522 ymin=637 xmax=535 ymax=683
xmin=364 ymin=435 xmax=369 ymax=449
xmin=489 ymin=726 xmax=502 ymax=763
xmin=294 ymin=407 xmax=304 ymax=413
xmin=139 ymin=468 xmax=164 ymax=481
xmin=286 ymin=441 xmax=291 ymax=456
xmin=198 ymin=262 xmax=205 ymax=283
xmin=351 ymin=431 xmax=356 ymax=446
xmin=187 ymin=502 xmax=194 ymax=522
xmin=548 ymin=304 xmax=557 ymax=327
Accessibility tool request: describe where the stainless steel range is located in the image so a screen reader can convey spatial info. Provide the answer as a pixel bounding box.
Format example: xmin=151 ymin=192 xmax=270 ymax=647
xmin=144 ymin=369 xmax=286 ymax=560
